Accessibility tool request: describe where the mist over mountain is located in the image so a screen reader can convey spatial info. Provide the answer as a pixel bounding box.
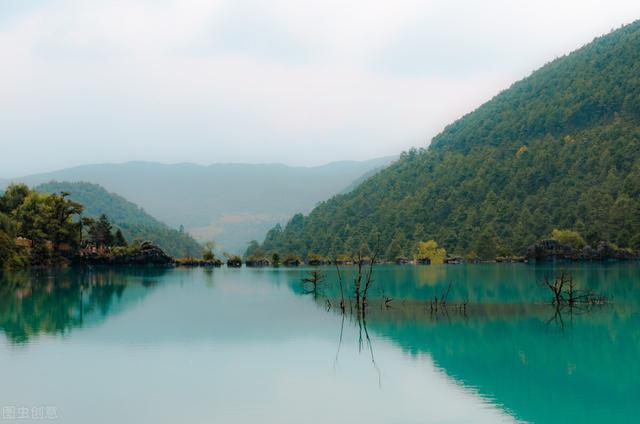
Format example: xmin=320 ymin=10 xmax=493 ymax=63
xmin=253 ymin=21 xmax=640 ymax=259
xmin=3 ymin=158 xmax=394 ymax=253
xmin=35 ymin=181 xmax=202 ymax=258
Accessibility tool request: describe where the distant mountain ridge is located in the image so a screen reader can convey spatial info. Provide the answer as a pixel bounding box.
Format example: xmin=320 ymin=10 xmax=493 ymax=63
xmin=35 ymin=181 xmax=202 ymax=257
xmin=2 ymin=157 xmax=395 ymax=253
xmin=253 ymin=20 xmax=640 ymax=260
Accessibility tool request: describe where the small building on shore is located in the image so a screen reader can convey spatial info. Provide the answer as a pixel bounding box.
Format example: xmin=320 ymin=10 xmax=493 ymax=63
xmin=15 ymin=237 xmax=33 ymax=248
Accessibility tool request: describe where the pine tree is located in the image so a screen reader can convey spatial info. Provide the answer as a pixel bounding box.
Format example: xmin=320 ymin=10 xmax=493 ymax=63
xmin=114 ymin=229 xmax=127 ymax=247
xmin=89 ymin=214 xmax=114 ymax=247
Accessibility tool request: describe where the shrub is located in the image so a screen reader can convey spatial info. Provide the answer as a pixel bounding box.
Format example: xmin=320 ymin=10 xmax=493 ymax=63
xmin=551 ymin=229 xmax=586 ymax=249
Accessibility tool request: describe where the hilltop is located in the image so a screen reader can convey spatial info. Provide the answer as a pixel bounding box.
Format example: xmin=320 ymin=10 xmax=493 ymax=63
xmin=35 ymin=181 xmax=202 ymax=257
xmin=252 ymin=21 xmax=640 ymax=260
xmin=3 ymin=158 xmax=394 ymax=253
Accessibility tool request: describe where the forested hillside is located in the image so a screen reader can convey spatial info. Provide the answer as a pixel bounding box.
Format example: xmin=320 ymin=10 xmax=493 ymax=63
xmin=4 ymin=157 xmax=394 ymax=253
xmin=252 ymin=21 xmax=640 ymax=260
xmin=36 ymin=182 xmax=201 ymax=257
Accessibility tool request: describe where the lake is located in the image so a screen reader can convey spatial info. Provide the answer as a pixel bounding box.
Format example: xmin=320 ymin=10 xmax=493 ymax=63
xmin=0 ymin=263 xmax=638 ymax=423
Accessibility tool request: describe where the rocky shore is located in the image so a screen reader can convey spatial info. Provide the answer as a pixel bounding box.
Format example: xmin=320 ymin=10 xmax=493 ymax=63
xmin=77 ymin=241 xmax=174 ymax=266
xmin=527 ymin=239 xmax=639 ymax=261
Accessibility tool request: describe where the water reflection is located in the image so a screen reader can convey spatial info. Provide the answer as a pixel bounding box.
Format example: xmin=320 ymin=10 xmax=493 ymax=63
xmin=0 ymin=264 xmax=638 ymax=423
xmin=0 ymin=267 xmax=168 ymax=343
xmin=294 ymin=264 xmax=640 ymax=423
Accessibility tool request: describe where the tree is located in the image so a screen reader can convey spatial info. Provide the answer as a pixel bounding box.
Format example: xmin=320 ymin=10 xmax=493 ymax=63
xmin=89 ymin=214 xmax=114 ymax=247
xmin=551 ymin=229 xmax=586 ymax=249
xmin=0 ymin=184 xmax=30 ymax=214
xmin=30 ymin=239 xmax=51 ymax=267
xmin=386 ymin=231 xmax=407 ymax=260
xmin=473 ymin=227 xmax=498 ymax=260
xmin=203 ymin=241 xmax=216 ymax=261
xmin=12 ymin=190 xmax=83 ymax=254
xmin=245 ymin=240 xmax=265 ymax=259
xmin=415 ymin=240 xmax=446 ymax=264
xmin=114 ymin=229 xmax=128 ymax=247
xmin=0 ymin=213 xmax=17 ymax=268
xmin=243 ymin=23 xmax=640 ymax=259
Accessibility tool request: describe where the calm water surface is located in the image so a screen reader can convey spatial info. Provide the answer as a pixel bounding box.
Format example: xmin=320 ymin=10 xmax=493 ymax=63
xmin=0 ymin=264 xmax=638 ymax=423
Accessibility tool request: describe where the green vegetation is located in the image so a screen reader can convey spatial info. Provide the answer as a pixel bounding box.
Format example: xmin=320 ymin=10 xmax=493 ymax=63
xmin=0 ymin=184 xmax=83 ymax=267
xmin=415 ymin=240 xmax=446 ymax=265
xmin=225 ymin=253 xmax=242 ymax=267
xmin=4 ymin=158 xmax=396 ymax=253
xmin=36 ymin=181 xmax=201 ymax=257
xmin=249 ymin=21 xmax=640 ymax=260
xmin=202 ymin=241 xmax=217 ymax=261
xmin=550 ymin=229 xmax=587 ymax=249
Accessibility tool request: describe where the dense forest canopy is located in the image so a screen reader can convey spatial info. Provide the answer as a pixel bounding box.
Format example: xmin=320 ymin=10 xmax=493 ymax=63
xmin=4 ymin=157 xmax=395 ymax=253
xmin=0 ymin=184 xmax=84 ymax=267
xmin=249 ymin=21 xmax=640 ymax=261
xmin=35 ymin=182 xmax=202 ymax=257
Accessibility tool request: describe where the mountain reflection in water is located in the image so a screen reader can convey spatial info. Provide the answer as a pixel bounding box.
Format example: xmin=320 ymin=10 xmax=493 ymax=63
xmin=0 ymin=264 xmax=637 ymax=424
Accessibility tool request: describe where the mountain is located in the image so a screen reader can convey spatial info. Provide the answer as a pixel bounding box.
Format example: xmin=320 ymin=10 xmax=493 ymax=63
xmin=3 ymin=158 xmax=394 ymax=253
xmin=339 ymin=163 xmax=390 ymax=194
xmin=253 ymin=21 xmax=640 ymax=260
xmin=35 ymin=181 xmax=202 ymax=257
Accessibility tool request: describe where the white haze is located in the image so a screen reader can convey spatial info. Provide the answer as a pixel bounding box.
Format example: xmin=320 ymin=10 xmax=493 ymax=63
xmin=1 ymin=0 xmax=639 ymax=177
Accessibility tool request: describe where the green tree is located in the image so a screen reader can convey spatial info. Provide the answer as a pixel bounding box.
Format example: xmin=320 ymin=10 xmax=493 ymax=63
xmin=202 ymin=241 xmax=216 ymax=261
xmin=473 ymin=227 xmax=499 ymax=260
xmin=551 ymin=229 xmax=587 ymax=249
xmin=245 ymin=240 xmax=265 ymax=259
xmin=114 ymin=229 xmax=128 ymax=247
xmin=0 ymin=184 xmax=30 ymax=214
xmin=386 ymin=231 xmax=407 ymax=260
xmin=415 ymin=240 xmax=446 ymax=264
xmin=89 ymin=214 xmax=114 ymax=247
xmin=246 ymin=22 xmax=640 ymax=258
xmin=0 ymin=213 xmax=17 ymax=268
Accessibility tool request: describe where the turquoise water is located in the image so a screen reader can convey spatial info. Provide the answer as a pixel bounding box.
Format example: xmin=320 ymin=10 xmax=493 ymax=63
xmin=0 ymin=264 xmax=638 ymax=423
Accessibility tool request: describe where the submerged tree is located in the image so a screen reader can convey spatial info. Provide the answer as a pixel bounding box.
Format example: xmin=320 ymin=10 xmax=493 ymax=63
xmin=542 ymin=271 xmax=606 ymax=306
xmin=301 ymin=270 xmax=325 ymax=296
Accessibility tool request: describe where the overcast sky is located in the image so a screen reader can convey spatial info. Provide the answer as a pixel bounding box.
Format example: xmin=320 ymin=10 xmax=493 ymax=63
xmin=1 ymin=0 xmax=639 ymax=177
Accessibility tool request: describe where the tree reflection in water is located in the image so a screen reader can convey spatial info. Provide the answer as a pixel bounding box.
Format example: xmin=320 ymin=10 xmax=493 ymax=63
xmin=0 ymin=267 xmax=168 ymax=344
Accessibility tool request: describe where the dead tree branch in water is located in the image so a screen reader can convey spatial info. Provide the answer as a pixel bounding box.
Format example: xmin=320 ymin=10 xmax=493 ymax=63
xmin=542 ymin=271 xmax=608 ymax=334
xmin=333 ymin=313 xmax=345 ymax=370
xmin=334 ymin=257 xmax=345 ymax=313
xmin=440 ymin=282 xmax=452 ymax=307
xmin=361 ymin=236 xmax=380 ymax=311
xmin=301 ymin=269 xmax=326 ymax=298
xmin=354 ymin=252 xmax=364 ymax=310
xmin=362 ymin=314 xmax=382 ymax=388
xmin=542 ymin=271 xmax=607 ymax=306
xmin=429 ymin=282 xmax=453 ymax=315
xmin=543 ymin=272 xmax=568 ymax=305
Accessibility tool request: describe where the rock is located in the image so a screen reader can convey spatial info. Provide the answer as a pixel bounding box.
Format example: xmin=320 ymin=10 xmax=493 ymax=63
xmin=124 ymin=241 xmax=173 ymax=265
xmin=596 ymin=241 xmax=636 ymax=260
xmin=527 ymin=239 xmax=638 ymax=261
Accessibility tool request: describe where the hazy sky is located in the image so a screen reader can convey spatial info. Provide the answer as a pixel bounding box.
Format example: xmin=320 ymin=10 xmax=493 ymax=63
xmin=1 ymin=0 xmax=639 ymax=177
